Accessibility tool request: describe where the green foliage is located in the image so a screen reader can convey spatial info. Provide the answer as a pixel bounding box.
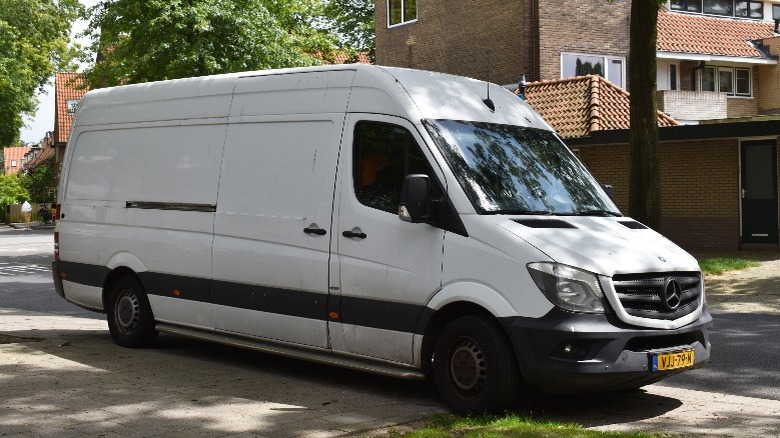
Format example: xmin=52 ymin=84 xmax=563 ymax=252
xmin=20 ymin=157 xmax=57 ymax=202
xmin=383 ymin=413 xmax=669 ymax=437
xmin=81 ymin=0 xmax=340 ymax=88
xmin=698 ymin=257 xmax=761 ymax=276
xmin=0 ymin=0 xmax=83 ymax=145
xmin=0 ymin=173 xmax=30 ymax=221
xmin=323 ymin=0 xmax=375 ymax=62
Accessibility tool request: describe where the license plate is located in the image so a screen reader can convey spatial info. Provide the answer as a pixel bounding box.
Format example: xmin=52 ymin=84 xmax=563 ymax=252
xmin=651 ymin=350 xmax=695 ymax=371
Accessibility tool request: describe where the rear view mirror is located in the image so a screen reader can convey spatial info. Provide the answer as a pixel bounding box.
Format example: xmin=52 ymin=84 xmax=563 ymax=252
xmin=399 ymin=174 xmax=431 ymax=223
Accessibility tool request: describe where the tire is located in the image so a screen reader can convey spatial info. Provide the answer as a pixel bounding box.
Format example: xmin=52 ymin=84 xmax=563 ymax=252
xmin=106 ymin=275 xmax=158 ymax=348
xmin=432 ymin=315 xmax=520 ymax=415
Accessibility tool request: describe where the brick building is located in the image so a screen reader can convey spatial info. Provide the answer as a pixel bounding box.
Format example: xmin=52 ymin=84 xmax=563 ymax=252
xmin=376 ymin=0 xmax=780 ymax=251
xmin=522 ymin=75 xmax=780 ymax=252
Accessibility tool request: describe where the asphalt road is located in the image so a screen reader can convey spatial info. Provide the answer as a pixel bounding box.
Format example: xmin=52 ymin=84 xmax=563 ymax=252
xmin=2 ymin=226 xmax=779 ymax=403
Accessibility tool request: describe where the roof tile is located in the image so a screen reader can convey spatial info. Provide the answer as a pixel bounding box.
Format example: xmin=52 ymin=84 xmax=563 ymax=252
xmin=54 ymin=72 xmax=89 ymax=144
xmin=524 ymin=75 xmax=678 ymax=138
xmin=3 ymin=147 xmax=31 ymax=174
xmin=658 ymin=8 xmax=777 ymax=58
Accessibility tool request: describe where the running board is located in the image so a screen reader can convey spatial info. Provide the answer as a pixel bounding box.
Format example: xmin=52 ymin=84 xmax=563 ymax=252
xmin=156 ymin=323 xmax=426 ymax=381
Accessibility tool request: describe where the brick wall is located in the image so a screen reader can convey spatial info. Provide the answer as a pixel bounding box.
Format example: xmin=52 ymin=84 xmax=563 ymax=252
xmin=576 ymin=138 xmax=744 ymax=251
xmin=538 ymin=0 xmax=630 ymax=81
xmin=727 ymin=97 xmax=759 ymax=118
xmin=657 ymin=90 xmax=727 ymax=121
xmin=758 ymin=37 xmax=780 ymax=114
xmin=375 ymin=0 xmax=535 ymax=85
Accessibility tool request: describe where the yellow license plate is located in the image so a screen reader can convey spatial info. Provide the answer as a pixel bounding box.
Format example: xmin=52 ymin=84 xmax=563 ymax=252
xmin=652 ymin=350 xmax=695 ymax=371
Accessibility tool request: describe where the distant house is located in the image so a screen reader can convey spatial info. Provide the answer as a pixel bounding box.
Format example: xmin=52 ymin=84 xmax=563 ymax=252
xmin=3 ymin=146 xmax=31 ymax=175
xmin=53 ymin=72 xmax=89 ymax=164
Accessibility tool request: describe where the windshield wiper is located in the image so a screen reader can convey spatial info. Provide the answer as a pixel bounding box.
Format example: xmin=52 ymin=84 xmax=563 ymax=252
xmin=484 ymin=209 xmax=553 ymax=215
xmin=568 ymin=209 xmax=622 ymax=217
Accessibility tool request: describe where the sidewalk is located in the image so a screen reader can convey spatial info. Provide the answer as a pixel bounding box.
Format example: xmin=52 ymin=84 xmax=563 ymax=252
xmin=6 ymin=222 xmax=55 ymax=231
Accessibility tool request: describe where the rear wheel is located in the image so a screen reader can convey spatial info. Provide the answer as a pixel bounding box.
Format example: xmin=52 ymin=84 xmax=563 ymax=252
xmin=433 ymin=315 xmax=520 ymax=414
xmin=106 ymin=275 xmax=158 ymax=348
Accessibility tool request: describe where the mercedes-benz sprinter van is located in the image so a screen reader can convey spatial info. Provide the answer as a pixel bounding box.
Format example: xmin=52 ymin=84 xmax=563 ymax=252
xmin=53 ymin=65 xmax=711 ymax=414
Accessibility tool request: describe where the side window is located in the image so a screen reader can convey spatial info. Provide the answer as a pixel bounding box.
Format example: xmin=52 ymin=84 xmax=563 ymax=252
xmin=353 ymin=122 xmax=434 ymax=214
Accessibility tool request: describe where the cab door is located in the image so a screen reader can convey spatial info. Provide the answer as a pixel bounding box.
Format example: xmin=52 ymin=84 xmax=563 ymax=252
xmin=328 ymin=115 xmax=445 ymax=365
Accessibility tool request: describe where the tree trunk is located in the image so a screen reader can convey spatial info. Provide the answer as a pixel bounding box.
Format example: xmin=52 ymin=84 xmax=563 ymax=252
xmin=628 ymin=1 xmax=661 ymax=230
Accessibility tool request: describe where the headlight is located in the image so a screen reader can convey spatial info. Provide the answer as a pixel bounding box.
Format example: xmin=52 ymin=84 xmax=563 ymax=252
xmin=527 ymin=262 xmax=607 ymax=313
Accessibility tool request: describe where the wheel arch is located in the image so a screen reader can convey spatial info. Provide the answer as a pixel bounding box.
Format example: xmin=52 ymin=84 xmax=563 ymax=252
xmin=419 ymin=282 xmax=520 ymax=376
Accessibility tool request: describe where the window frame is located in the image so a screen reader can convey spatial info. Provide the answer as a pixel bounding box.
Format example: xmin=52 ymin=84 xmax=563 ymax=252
xmin=699 ymin=64 xmax=752 ymax=97
xmin=671 ymin=0 xmax=764 ymax=19
xmin=718 ymin=66 xmax=735 ymax=94
xmin=387 ymin=0 xmax=417 ymax=28
xmin=560 ymin=52 xmax=626 ymax=89
xmin=735 ymin=67 xmax=752 ymax=96
xmin=352 ymin=120 xmax=435 ymax=215
xmin=670 ymin=64 xmax=679 ymax=91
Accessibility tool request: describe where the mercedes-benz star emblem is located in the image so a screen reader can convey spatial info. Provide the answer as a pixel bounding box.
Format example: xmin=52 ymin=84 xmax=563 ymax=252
xmin=661 ymin=277 xmax=682 ymax=311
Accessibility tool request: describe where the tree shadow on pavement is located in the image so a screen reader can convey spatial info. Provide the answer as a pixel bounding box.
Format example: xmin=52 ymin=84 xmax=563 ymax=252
xmin=0 ymin=328 xmax=689 ymax=437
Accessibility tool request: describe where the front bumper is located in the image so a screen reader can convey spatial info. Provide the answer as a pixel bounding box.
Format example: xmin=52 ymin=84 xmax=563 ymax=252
xmin=499 ymin=307 xmax=712 ymax=393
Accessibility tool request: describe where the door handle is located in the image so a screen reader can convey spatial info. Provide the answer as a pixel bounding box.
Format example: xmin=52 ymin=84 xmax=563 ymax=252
xmin=741 ymin=189 xmax=747 ymax=199
xmin=303 ymin=227 xmax=327 ymax=236
xmin=342 ymin=230 xmax=367 ymax=239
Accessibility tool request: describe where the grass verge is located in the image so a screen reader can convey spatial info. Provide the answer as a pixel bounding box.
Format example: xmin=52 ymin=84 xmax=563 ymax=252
xmin=371 ymin=414 xmax=671 ymax=438
xmin=697 ymin=257 xmax=760 ymax=276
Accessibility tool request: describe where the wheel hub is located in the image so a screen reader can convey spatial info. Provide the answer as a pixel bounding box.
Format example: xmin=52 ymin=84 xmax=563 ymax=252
xmin=115 ymin=290 xmax=140 ymax=334
xmin=450 ymin=339 xmax=487 ymax=394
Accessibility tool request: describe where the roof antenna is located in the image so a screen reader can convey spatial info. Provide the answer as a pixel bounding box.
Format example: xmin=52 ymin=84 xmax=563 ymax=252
xmin=483 ymin=50 xmax=495 ymax=112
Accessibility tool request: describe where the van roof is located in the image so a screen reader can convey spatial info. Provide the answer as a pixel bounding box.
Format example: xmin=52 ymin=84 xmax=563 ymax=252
xmin=73 ymin=65 xmax=551 ymax=131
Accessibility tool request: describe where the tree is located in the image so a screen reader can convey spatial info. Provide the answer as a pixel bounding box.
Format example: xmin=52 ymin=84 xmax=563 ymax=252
xmin=323 ymin=0 xmax=375 ymax=62
xmin=0 ymin=0 xmax=82 ymax=145
xmin=0 ymin=173 xmax=30 ymax=222
xmin=81 ymin=0 xmax=339 ymax=88
xmin=21 ymin=157 xmax=58 ymax=202
xmin=627 ymin=0 xmax=666 ymax=230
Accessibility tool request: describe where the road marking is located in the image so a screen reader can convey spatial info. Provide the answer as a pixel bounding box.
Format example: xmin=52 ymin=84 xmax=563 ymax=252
xmin=0 ymin=263 xmax=51 ymax=276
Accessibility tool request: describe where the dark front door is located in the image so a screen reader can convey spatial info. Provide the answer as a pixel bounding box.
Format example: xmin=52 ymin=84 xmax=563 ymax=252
xmin=741 ymin=141 xmax=778 ymax=244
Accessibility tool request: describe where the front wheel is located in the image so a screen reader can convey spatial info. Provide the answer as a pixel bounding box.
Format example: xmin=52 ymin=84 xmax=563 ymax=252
xmin=432 ymin=315 xmax=520 ymax=415
xmin=106 ymin=275 xmax=158 ymax=348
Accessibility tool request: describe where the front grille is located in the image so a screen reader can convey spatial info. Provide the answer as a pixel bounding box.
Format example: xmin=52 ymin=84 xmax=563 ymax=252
xmin=612 ymin=272 xmax=701 ymax=320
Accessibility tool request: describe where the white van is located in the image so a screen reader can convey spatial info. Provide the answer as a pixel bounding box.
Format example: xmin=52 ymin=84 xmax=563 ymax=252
xmin=53 ymin=65 xmax=711 ymax=414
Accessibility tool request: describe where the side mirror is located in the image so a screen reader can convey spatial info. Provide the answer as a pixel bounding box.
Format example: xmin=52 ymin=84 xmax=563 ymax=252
xmin=602 ymin=184 xmax=615 ymax=200
xmin=399 ymin=174 xmax=431 ymax=223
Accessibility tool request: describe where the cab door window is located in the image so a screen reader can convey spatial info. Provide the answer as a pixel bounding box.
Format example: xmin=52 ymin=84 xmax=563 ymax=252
xmin=353 ymin=122 xmax=434 ymax=214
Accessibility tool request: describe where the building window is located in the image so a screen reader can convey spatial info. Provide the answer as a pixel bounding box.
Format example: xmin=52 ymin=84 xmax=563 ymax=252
xmin=735 ymin=1 xmax=764 ymax=18
xmin=388 ymin=0 xmax=417 ymax=27
xmin=718 ymin=67 xmax=734 ymax=94
xmin=704 ymin=0 xmax=733 ymax=15
xmin=670 ymin=64 xmax=678 ymax=90
xmin=701 ymin=66 xmax=716 ymax=92
xmin=561 ymin=53 xmax=625 ymax=88
xmin=736 ymin=68 xmax=751 ymax=96
xmin=700 ymin=65 xmax=751 ymax=96
xmin=671 ymin=0 xmax=763 ymax=18
xmin=11 ymin=160 xmax=17 ymax=168
xmin=671 ymin=0 xmax=703 ymax=12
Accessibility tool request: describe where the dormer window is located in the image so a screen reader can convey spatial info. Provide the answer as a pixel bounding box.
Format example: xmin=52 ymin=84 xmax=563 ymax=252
xmin=66 ymin=99 xmax=80 ymax=116
xmin=11 ymin=160 xmax=17 ymax=168
xmin=671 ymin=1 xmax=764 ymax=19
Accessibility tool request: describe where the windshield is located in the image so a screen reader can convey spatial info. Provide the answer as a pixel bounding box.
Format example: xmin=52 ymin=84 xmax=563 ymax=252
xmin=424 ymin=120 xmax=620 ymax=216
